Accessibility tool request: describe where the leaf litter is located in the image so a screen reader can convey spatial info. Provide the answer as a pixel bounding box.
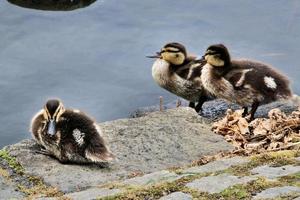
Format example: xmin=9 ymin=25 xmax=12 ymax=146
xmin=212 ymin=108 xmax=300 ymax=155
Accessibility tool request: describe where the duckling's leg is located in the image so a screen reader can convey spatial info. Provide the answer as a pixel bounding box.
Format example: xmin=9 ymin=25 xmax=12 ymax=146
xmin=242 ymin=107 xmax=248 ymax=117
xmin=189 ymin=102 xmax=195 ymax=109
xmin=249 ymin=102 xmax=260 ymax=121
xmin=195 ymin=96 xmax=209 ymax=113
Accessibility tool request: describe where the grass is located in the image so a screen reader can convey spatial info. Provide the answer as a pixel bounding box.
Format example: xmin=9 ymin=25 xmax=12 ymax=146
xmin=98 ymin=173 xmax=213 ymax=200
xmin=278 ymin=172 xmax=300 ymax=187
xmin=0 ymin=149 xmax=24 ymax=174
xmin=99 ymin=150 xmax=300 ymax=200
xmin=99 ymin=176 xmax=289 ymax=200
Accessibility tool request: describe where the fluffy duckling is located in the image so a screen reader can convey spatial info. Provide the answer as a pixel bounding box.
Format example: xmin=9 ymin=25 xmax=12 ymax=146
xmin=148 ymin=42 xmax=212 ymax=112
xmin=201 ymin=44 xmax=292 ymax=120
xmin=30 ymin=99 xmax=115 ymax=164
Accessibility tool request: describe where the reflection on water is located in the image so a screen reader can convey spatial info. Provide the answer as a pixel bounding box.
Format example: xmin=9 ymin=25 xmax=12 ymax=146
xmin=0 ymin=0 xmax=299 ymax=147
xmin=7 ymin=0 xmax=97 ymax=11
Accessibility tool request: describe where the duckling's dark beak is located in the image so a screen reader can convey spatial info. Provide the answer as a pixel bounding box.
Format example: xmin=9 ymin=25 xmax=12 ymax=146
xmin=47 ymin=119 xmax=56 ymax=136
xmin=146 ymin=52 xmax=161 ymax=59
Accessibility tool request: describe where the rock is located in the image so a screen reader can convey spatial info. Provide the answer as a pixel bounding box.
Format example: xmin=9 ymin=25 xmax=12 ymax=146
xmin=7 ymin=0 xmax=97 ymax=11
xmin=0 ymin=176 xmax=24 ymax=199
xmin=122 ymin=170 xmax=180 ymax=186
xmin=186 ymin=173 xmax=256 ymax=194
xmin=159 ymin=192 xmax=193 ymax=200
xmin=182 ymin=157 xmax=249 ymax=174
xmin=64 ymin=187 xmax=121 ymax=200
xmin=131 ymin=98 xmax=299 ymax=121
xmin=251 ymin=165 xmax=300 ymax=179
xmin=253 ymin=186 xmax=300 ymax=199
xmin=3 ymin=108 xmax=233 ymax=193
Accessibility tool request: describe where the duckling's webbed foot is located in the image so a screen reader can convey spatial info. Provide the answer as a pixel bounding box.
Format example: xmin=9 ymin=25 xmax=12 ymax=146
xmin=242 ymin=107 xmax=248 ymax=117
xmin=195 ymin=96 xmax=209 ymax=113
xmin=249 ymin=102 xmax=260 ymax=121
xmin=189 ymin=102 xmax=195 ymax=108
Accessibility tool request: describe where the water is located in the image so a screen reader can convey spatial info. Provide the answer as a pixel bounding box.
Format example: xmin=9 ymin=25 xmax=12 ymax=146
xmin=0 ymin=0 xmax=300 ymax=148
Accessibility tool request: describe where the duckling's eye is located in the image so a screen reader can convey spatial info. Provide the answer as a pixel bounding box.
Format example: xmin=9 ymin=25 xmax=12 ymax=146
xmin=175 ymin=54 xmax=179 ymax=58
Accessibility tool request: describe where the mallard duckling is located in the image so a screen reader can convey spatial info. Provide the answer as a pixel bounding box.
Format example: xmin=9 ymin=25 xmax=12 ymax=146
xmin=30 ymin=99 xmax=115 ymax=164
xmin=148 ymin=42 xmax=212 ymax=112
xmin=201 ymin=44 xmax=292 ymax=120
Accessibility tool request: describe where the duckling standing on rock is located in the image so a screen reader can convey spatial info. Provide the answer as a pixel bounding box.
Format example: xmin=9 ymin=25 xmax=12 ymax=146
xmin=201 ymin=44 xmax=292 ymax=120
xmin=148 ymin=42 xmax=213 ymax=112
xmin=30 ymin=99 xmax=115 ymax=164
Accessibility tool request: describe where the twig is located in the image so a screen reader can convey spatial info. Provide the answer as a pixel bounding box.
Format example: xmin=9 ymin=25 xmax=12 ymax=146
xmin=266 ymin=142 xmax=300 ymax=152
xmin=176 ymin=99 xmax=181 ymax=108
xmin=159 ymin=96 xmax=163 ymax=111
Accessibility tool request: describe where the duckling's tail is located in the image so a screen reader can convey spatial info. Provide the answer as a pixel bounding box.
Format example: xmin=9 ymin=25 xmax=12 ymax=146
xmin=85 ymin=144 xmax=115 ymax=163
xmin=274 ymin=78 xmax=293 ymax=101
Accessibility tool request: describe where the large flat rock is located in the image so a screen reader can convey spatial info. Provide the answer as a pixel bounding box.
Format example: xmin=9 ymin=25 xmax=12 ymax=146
xmin=0 ymin=176 xmax=24 ymax=199
xmin=253 ymin=186 xmax=300 ymax=199
xmin=186 ymin=173 xmax=256 ymax=194
xmin=182 ymin=157 xmax=249 ymax=174
xmin=159 ymin=192 xmax=193 ymax=200
xmin=251 ymin=165 xmax=300 ymax=179
xmin=3 ymin=108 xmax=233 ymax=193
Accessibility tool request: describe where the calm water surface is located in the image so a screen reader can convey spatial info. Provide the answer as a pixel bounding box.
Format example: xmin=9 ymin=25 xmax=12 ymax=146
xmin=0 ymin=0 xmax=300 ymax=147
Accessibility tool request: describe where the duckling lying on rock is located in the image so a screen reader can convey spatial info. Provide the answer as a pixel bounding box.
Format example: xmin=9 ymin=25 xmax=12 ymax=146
xmin=201 ymin=44 xmax=292 ymax=120
xmin=30 ymin=99 xmax=115 ymax=164
xmin=148 ymin=42 xmax=213 ymax=112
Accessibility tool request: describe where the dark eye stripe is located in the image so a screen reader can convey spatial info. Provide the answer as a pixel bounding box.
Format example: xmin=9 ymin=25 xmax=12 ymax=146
xmin=161 ymin=50 xmax=180 ymax=53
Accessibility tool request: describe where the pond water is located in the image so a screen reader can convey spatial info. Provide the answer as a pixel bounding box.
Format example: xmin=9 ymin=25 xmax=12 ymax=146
xmin=0 ymin=0 xmax=300 ymax=148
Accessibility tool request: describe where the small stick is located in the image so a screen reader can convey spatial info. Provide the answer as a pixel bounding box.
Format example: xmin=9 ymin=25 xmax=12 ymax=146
xmin=176 ymin=99 xmax=181 ymax=107
xmin=266 ymin=142 xmax=300 ymax=152
xmin=159 ymin=96 xmax=163 ymax=111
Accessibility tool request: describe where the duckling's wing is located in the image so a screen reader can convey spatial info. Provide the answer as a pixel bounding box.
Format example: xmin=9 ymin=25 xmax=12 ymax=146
xmin=223 ymin=68 xmax=248 ymax=88
xmin=30 ymin=109 xmax=46 ymax=145
xmin=174 ymin=57 xmax=204 ymax=79
xmin=229 ymin=60 xmax=292 ymax=99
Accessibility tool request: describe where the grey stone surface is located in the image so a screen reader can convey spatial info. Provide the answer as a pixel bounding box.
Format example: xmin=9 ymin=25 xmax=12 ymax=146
xmin=132 ymin=97 xmax=300 ymax=121
xmin=251 ymin=165 xmax=300 ymax=179
xmin=64 ymin=187 xmax=121 ymax=200
xmin=123 ymin=170 xmax=180 ymax=186
xmin=296 ymin=157 xmax=300 ymax=162
xmin=0 ymin=176 xmax=23 ymax=199
xmin=253 ymin=186 xmax=300 ymax=199
xmin=3 ymin=108 xmax=233 ymax=193
xmin=159 ymin=192 xmax=193 ymax=200
xmin=186 ymin=173 xmax=256 ymax=194
xmin=182 ymin=157 xmax=249 ymax=174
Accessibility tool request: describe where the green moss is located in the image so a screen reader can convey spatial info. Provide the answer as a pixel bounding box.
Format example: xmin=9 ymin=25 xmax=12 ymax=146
xmin=278 ymin=172 xmax=300 ymax=187
xmin=0 ymin=149 xmax=24 ymax=174
xmin=18 ymin=176 xmax=64 ymax=199
xmin=220 ymin=185 xmax=250 ymax=199
xmin=98 ymin=173 xmax=214 ymax=200
xmin=225 ymin=150 xmax=300 ymax=177
xmin=100 ymin=151 xmax=300 ymax=199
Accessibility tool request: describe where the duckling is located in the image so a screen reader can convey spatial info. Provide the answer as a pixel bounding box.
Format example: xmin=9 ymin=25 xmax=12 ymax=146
xmin=30 ymin=99 xmax=115 ymax=164
xmin=148 ymin=42 xmax=212 ymax=112
xmin=201 ymin=44 xmax=292 ymax=120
